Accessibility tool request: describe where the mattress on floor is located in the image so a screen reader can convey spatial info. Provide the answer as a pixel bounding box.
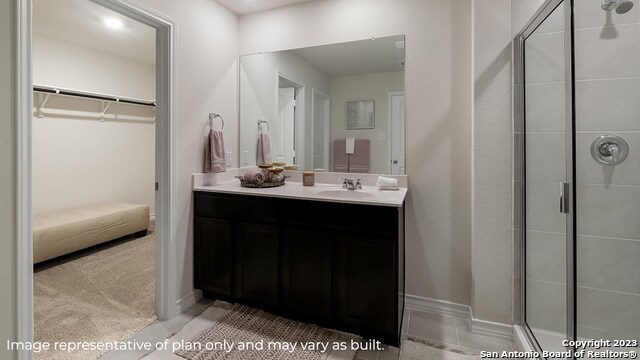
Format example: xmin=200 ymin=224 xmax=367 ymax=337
xmin=34 ymin=202 xmax=150 ymax=264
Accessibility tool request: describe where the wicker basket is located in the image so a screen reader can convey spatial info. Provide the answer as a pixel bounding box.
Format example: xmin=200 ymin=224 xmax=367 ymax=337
xmin=236 ymin=175 xmax=287 ymax=188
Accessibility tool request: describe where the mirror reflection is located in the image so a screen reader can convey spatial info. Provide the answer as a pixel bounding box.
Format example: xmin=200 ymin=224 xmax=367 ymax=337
xmin=240 ymin=35 xmax=405 ymax=174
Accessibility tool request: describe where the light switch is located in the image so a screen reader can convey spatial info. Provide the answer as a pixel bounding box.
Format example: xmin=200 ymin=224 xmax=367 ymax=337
xmin=225 ymin=151 xmax=233 ymax=166
xmin=377 ymin=133 xmax=386 ymax=141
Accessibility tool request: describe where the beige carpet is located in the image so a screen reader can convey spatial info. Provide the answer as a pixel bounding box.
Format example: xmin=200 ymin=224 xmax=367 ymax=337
xmin=174 ymin=302 xmax=359 ymax=360
xmin=400 ymin=339 xmax=480 ymax=360
xmin=34 ymin=222 xmax=156 ymax=360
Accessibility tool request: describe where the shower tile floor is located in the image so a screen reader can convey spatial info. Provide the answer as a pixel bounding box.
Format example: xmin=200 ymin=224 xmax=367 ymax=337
xmin=99 ymin=300 xmax=516 ymax=359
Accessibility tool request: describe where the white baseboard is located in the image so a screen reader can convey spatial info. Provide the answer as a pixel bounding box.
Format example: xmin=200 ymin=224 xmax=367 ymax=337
xmin=470 ymin=317 xmax=514 ymax=340
xmin=176 ymin=289 xmax=203 ymax=314
xmin=405 ymin=294 xmax=470 ymax=319
xmin=404 ymin=294 xmax=513 ymax=341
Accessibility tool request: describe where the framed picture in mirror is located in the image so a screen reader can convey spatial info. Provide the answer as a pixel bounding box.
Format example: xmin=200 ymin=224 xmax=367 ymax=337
xmin=346 ymin=100 xmax=375 ymax=129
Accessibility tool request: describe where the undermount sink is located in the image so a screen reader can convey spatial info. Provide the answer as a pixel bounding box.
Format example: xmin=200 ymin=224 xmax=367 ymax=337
xmin=311 ymin=189 xmax=377 ymax=200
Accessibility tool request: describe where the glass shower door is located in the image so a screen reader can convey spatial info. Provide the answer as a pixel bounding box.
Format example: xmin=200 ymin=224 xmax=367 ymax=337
xmin=520 ymin=0 xmax=640 ymax=355
xmin=522 ymin=0 xmax=572 ymax=353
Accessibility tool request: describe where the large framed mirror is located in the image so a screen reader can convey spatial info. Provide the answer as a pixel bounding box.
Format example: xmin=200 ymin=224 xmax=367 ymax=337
xmin=239 ymin=35 xmax=406 ymax=175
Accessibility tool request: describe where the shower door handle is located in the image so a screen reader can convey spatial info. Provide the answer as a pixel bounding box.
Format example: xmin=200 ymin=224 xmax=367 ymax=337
xmin=560 ymin=182 xmax=570 ymax=214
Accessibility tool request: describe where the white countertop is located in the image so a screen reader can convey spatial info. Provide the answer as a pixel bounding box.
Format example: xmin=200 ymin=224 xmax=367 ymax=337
xmin=194 ymin=180 xmax=407 ymax=207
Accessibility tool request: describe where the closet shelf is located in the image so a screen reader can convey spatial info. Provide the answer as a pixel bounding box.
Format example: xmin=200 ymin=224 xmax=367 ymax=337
xmin=33 ymin=85 xmax=156 ymax=108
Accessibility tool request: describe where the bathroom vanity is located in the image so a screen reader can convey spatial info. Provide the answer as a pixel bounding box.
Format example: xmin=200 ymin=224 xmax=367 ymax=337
xmin=194 ymin=33 xmax=408 ymax=345
xmin=193 ymin=181 xmax=405 ymax=346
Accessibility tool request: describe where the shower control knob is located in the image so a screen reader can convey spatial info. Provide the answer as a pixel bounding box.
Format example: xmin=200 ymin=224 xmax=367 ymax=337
xmin=601 ymin=143 xmax=621 ymax=163
xmin=591 ymin=134 xmax=629 ymax=165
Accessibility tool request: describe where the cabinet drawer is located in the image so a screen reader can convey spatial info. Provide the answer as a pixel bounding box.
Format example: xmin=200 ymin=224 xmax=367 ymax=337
xmin=282 ymin=200 xmax=397 ymax=235
xmin=195 ymin=193 xmax=277 ymax=222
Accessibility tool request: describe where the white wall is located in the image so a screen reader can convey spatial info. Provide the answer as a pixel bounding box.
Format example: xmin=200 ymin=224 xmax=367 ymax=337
xmin=134 ymin=0 xmax=239 ymax=301
xmin=0 ymin=1 xmax=17 ymax=358
xmin=240 ymin=50 xmax=330 ymax=168
xmin=32 ymin=34 xmax=156 ymax=215
xmin=512 ymin=0 xmax=546 ymax=36
xmin=471 ymin=0 xmax=514 ymax=324
xmin=33 ymin=34 xmax=155 ymax=99
xmin=240 ymin=0 xmax=474 ymax=307
xmin=329 ymin=71 xmax=403 ymax=174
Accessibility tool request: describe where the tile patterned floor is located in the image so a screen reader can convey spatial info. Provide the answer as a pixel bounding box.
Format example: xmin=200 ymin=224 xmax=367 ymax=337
xmin=99 ymin=300 xmax=212 ymax=360
xmin=355 ymin=307 xmax=515 ymax=360
xmin=99 ymin=301 xmax=515 ymax=360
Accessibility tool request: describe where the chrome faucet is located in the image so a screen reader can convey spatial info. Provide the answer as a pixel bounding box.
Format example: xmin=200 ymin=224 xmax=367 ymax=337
xmin=340 ymin=178 xmax=366 ymax=190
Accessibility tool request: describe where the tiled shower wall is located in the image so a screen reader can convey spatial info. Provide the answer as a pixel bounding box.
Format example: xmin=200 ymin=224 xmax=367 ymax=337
xmin=573 ymin=0 xmax=640 ymax=341
xmin=517 ymin=0 xmax=640 ymax=342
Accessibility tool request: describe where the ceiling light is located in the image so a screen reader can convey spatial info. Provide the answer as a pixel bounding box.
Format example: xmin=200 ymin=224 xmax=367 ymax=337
xmin=104 ymin=17 xmax=123 ymax=30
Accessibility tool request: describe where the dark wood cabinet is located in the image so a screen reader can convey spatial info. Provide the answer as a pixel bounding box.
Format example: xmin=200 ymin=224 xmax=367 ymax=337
xmin=193 ymin=217 xmax=233 ymax=296
xmin=235 ymin=222 xmax=279 ymax=306
xmin=282 ymin=227 xmax=332 ymax=320
xmin=338 ymin=233 xmax=396 ymax=336
xmin=193 ymin=191 xmax=405 ymax=346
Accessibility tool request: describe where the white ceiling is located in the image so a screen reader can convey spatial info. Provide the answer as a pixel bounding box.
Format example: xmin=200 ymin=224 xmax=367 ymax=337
xmin=33 ymin=0 xmax=155 ymax=65
xmin=216 ymin=0 xmax=317 ymax=15
xmin=292 ymin=35 xmax=405 ymax=77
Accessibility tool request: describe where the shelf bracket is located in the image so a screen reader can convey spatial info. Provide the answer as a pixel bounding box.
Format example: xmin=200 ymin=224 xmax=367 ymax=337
xmin=37 ymin=92 xmax=54 ymax=118
xmin=100 ymin=98 xmax=118 ymax=122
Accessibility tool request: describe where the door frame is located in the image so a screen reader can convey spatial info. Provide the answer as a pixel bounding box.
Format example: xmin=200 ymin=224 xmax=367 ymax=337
xmin=515 ymin=0 xmax=576 ymax=356
xmin=311 ymin=87 xmax=330 ymax=170
xmin=387 ymin=91 xmax=405 ymax=174
xmin=275 ymin=71 xmax=306 ymax=168
xmin=277 ymin=87 xmax=296 ymax=164
xmin=14 ymin=1 xmax=177 ymax=358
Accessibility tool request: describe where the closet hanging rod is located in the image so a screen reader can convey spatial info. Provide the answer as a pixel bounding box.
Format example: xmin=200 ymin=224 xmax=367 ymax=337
xmin=33 ymin=85 xmax=156 ymax=107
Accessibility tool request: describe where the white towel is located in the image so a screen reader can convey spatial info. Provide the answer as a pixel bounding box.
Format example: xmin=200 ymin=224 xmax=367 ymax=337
xmin=376 ymin=176 xmax=398 ymax=187
xmin=345 ymin=138 xmax=355 ymax=155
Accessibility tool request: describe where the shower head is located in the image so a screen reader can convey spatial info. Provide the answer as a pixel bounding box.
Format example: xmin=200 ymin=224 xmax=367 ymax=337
xmin=602 ymin=0 xmax=634 ymax=13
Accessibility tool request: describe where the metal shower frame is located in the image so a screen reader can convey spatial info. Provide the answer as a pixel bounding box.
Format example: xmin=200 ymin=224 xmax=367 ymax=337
xmin=514 ymin=0 xmax=577 ymax=357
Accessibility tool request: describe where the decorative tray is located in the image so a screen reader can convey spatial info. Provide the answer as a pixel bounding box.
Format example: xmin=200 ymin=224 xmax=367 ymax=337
xmin=235 ymin=175 xmax=288 ymax=188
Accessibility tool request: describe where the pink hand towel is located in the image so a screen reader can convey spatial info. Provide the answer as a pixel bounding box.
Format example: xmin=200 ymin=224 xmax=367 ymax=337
xmin=333 ymin=139 xmax=349 ymax=172
xmin=257 ymin=133 xmax=272 ymax=165
xmin=349 ymin=139 xmax=370 ymax=173
xmin=203 ymin=129 xmax=226 ymax=173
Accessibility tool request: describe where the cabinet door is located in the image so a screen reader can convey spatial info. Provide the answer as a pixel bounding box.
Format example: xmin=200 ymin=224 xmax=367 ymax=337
xmin=283 ymin=227 xmax=332 ymax=320
xmin=235 ymin=222 xmax=279 ymax=306
xmin=194 ymin=217 xmax=233 ymax=296
xmin=338 ymin=233 xmax=396 ymax=335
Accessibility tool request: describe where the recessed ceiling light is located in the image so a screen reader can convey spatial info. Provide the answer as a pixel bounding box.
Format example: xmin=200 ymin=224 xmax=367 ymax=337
xmin=104 ymin=17 xmax=123 ymax=30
